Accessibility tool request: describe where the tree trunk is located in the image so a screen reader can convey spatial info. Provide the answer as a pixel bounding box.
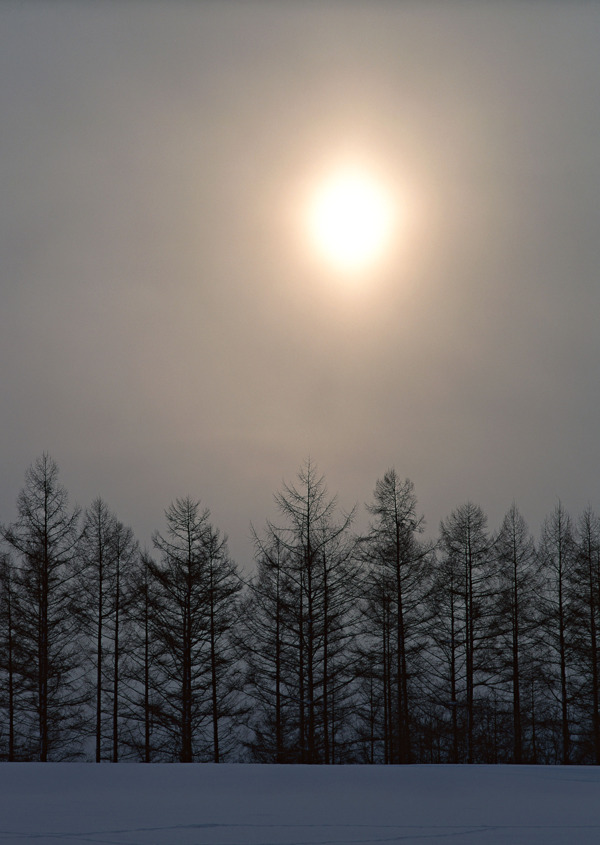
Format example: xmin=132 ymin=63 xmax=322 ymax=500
xmin=112 ymin=552 xmax=120 ymax=763
xmin=96 ymin=549 xmax=103 ymax=763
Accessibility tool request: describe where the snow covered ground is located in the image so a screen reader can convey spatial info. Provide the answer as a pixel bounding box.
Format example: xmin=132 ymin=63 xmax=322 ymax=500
xmin=1 ymin=763 xmax=599 ymax=845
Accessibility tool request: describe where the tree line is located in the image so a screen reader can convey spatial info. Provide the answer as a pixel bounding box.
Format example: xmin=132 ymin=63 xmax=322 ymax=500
xmin=1 ymin=453 xmax=600 ymax=765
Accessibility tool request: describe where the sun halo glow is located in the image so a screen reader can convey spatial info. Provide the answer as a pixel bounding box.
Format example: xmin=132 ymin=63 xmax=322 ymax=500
xmin=308 ymin=168 xmax=395 ymax=274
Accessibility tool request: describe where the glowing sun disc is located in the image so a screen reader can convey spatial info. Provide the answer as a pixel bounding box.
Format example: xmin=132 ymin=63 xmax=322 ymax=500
xmin=309 ymin=169 xmax=395 ymax=272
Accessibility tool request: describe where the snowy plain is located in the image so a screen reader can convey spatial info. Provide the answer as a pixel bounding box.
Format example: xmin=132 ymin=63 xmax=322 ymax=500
xmin=0 ymin=763 xmax=599 ymax=845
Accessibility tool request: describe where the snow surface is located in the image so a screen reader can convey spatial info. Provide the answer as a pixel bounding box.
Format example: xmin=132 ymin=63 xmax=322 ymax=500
xmin=0 ymin=763 xmax=599 ymax=845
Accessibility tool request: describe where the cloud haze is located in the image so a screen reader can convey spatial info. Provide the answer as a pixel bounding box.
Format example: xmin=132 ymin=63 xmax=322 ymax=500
xmin=2 ymin=1 xmax=600 ymax=563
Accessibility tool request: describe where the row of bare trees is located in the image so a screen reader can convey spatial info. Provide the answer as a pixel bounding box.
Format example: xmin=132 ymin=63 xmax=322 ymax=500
xmin=0 ymin=456 xmax=241 ymax=763
xmin=1 ymin=454 xmax=600 ymax=764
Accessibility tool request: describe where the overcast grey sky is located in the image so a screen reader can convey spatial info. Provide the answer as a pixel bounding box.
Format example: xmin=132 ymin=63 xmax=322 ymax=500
xmin=2 ymin=1 xmax=600 ymax=564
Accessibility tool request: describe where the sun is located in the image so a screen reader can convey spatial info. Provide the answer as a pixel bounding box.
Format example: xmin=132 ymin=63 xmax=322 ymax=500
xmin=308 ymin=167 xmax=395 ymax=273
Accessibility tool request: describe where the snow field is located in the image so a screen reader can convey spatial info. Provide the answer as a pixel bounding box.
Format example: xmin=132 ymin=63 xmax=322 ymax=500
xmin=1 ymin=763 xmax=599 ymax=845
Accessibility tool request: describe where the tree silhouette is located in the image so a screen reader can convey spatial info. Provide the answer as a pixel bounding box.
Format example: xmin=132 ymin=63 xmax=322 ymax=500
xmin=2 ymin=454 xmax=82 ymax=760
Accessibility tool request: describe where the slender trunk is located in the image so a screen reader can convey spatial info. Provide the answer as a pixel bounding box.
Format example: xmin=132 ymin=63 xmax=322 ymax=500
xmin=6 ymin=578 xmax=15 ymax=761
xmin=588 ymin=543 xmax=600 ymax=763
xmin=512 ymin=534 xmax=522 ymax=764
xmin=96 ymin=547 xmax=103 ymax=763
xmin=275 ymin=563 xmax=283 ymax=762
xmin=493 ymin=693 xmax=499 ymax=763
xmin=181 ymin=590 xmax=192 ymax=762
xmin=465 ymin=536 xmax=474 ymax=764
xmin=382 ymin=594 xmax=389 ymax=764
xmin=322 ymin=552 xmax=329 ymax=764
xmin=306 ymin=552 xmax=315 ymax=763
xmin=330 ymin=678 xmax=336 ymax=764
xmin=112 ymin=553 xmax=120 ymax=763
xmin=385 ymin=598 xmax=393 ymax=763
xmin=144 ymin=582 xmax=151 ymax=763
xmin=298 ymin=569 xmax=305 ymax=763
xmin=449 ymin=568 xmax=458 ymax=764
xmin=369 ymin=674 xmax=375 ymax=764
xmin=210 ymin=566 xmax=220 ymax=763
xmin=40 ymin=526 xmax=49 ymax=762
xmin=395 ymin=526 xmax=403 ymax=763
xmin=395 ymin=521 xmax=411 ymax=763
xmin=530 ymin=679 xmax=538 ymax=764
xmin=558 ymin=554 xmax=570 ymax=764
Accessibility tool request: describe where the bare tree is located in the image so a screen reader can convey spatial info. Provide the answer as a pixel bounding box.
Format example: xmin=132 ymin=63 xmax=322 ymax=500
xmin=438 ymin=502 xmax=492 ymax=763
xmin=493 ymin=504 xmax=541 ymax=763
xmin=426 ymin=546 xmax=464 ymax=762
xmin=0 ymin=554 xmax=19 ymax=760
xmin=120 ymin=550 xmax=161 ymax=763
xmin=76 ymin=500 xmax=139 ymax=762
xmin=77 ymin=498 xmax=114 ymax=762
xmin=359 ymin=471 xmax=432 ymax=763
xmin=149 ymin=498 xmax=242 ymax=762
xmin=1 ymin=454 xmax=82 ymax=760
xmin=108 ymin=520 xmax=138 ymax=762
xmin=538 ymin=502 xmax=576 ymax=765
xmin=572 ymin=508 xmax=600 ymax=762
xmin=240 ymin=535 xmax=297 ymax=762
xmin=245 ymin=461 xmax=359 ymax=763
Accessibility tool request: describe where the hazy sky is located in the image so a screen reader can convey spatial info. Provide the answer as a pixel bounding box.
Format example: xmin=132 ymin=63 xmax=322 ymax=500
xmin=2 ymin=1 xmax=600 ymax=565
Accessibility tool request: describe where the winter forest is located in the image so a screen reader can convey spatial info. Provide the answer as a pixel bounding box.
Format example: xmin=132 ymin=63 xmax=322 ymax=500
xmin=1 ymin=453 xmax=599 ymax=767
